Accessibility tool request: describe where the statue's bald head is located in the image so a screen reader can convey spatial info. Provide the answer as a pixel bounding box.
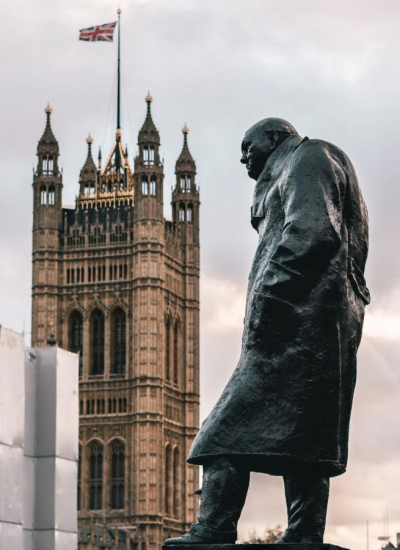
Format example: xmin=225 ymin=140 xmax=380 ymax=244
xmin=241 ymin=117 xmax=299 ymax=180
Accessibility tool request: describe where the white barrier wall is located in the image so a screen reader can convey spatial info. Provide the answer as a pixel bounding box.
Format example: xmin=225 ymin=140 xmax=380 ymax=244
xmin=0 ymin=327 xmax=79 ymax=550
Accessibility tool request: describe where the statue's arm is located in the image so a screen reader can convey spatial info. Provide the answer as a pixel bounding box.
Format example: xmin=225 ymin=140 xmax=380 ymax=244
xmin=257 ymin=141 xmax=347 ymax=304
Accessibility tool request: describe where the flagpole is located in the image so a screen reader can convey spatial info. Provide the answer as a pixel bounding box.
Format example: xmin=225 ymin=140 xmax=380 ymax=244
xmin=117 ymin=8 xmax=121 ymax=133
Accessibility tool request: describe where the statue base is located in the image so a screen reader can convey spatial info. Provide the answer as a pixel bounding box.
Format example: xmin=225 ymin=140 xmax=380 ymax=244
xmin=163 ymin=545 xmax=349 ymax=550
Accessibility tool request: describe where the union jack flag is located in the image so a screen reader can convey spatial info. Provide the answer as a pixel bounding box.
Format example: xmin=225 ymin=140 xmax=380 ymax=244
xmin=79 ymin=22 xmax=117 ymax=42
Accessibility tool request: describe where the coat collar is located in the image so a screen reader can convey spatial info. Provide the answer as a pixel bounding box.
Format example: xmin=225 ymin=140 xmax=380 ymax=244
xmin=251 ymin=135 xmax=308 ymax=230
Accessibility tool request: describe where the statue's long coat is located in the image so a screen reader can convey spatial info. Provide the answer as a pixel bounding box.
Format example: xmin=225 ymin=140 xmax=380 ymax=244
xmin=188 ymin=135 xmax=370 ymax=477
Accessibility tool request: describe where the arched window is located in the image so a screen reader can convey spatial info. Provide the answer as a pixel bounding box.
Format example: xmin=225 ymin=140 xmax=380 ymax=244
xmin=165 ymin=444 xmax=172 ymax=515
xmin=111 ymin=440 xmax=125 ymax=509
xmin=48 ymin=185 xmax=55 ymax=205
xmin=48 ymin=157 xmax=54 ymax=173
xmin=91 ymin=311 xmax=105 ymax=375
xmin=78 ymin=445 xmax=82 ymax=511
xmin=77 ymin=268 xmax=80 ymax=283
xmin=42 ymin=157 xmax=48 ymax=172
xmin=173 ymin=446 xmax=180 ymax=517
xmin=89 ymin=441 xmax=103 ymax=510
xmin=150 ymin=176 xmax=156 ymax=196
xmin=142 ymin=176 xmax=148 ymax=196
xmin=70 ymin=311 xmax=83 ymax=377
xmin=79 ymin=400 xmax=84 ymax=415
xmin=84 ymin=184 xmax=89 ymax=197
xmin=187 ymin=203 xmax=193 ymax=222
xmin=112 ymin=308 xmax=126 ymax=375
xmin=166 ymin=316 xmax=171 ymax=382
xmin=173 ymin=321 xmax=179 ymax=386
xmin=143 ymin=146 xmax=149 ymax=164
xmin=109 ymin=265 xmax=113 ymax=280
xmin=186 ymin=176 xmax=191 ymax=193
xmin=40 ymin=185 xmax=47 ymax=205
xmin=180 ymin=176 xmax=185 ymax=192
xmin=81 ymin=268 xmax=85 ymax=283
xmin=149 ymin=146 xmax=155 ymax=165
xmin=179 ymin=203 xmax=185 ymax=222
xmin=71 ymin=269 xmax=75 ymax=284
xmin=67 ymin=269 xmax=70 ymax=284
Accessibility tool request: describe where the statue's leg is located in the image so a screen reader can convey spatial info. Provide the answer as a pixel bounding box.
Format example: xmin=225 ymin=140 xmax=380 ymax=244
xmin=276 ymin=475 xmax=330 ymax=544
xmin=165 ymin=457 xmax=250 ymax=545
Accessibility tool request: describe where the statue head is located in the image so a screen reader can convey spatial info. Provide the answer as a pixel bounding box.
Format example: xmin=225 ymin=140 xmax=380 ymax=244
xmin=240 ymin=118 xmax=298 ymax=180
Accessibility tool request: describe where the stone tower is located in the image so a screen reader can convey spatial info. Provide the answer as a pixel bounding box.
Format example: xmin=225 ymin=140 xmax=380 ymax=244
xmin=31 ymin=97 xmax=200 ymax=549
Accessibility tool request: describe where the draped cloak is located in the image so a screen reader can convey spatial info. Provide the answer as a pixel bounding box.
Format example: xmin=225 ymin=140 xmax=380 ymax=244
xmin=188 ymin=135 xmax=370 ymax=477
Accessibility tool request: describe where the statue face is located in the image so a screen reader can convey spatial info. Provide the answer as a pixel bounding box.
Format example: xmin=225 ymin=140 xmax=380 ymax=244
xmin=240 ymin=128 xmax=278 ymax=181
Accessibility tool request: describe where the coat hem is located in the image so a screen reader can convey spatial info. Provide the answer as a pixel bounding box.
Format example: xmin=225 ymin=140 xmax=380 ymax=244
xmin=187 ymin=452 xmax=346 ymax=478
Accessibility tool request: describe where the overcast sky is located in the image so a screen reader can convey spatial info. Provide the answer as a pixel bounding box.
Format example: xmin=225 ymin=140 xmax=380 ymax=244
xmin=1 ymin=0 xmax=400 ymax=548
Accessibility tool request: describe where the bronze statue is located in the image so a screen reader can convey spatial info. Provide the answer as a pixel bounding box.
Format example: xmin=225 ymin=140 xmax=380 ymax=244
xmin=165 ymin=118 xmax=370 ymax=546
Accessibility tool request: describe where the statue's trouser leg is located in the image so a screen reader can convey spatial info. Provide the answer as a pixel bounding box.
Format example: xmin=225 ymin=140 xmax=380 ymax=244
xmin=194 ymin=457 xmax=250 ymax=540
xmin=283 ymin=475 xmax=330 ymax=542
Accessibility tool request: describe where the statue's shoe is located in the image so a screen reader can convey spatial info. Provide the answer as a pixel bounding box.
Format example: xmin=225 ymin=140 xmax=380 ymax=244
xmin=164 ymin=524 xmax=236 ymax=545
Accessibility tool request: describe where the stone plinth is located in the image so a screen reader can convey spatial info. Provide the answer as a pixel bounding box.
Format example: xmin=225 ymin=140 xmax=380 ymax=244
xmin=163 ymin=545 xmax=349 ymax=550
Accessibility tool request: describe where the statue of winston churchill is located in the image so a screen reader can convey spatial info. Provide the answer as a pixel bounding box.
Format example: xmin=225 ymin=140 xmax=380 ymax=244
xmin=165 ymin=118 xmax=370 ymax=546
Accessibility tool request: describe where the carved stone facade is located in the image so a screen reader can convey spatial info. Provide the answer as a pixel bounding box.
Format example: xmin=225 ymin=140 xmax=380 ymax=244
xmin=31 ymin=98 xmax=200 ymax=549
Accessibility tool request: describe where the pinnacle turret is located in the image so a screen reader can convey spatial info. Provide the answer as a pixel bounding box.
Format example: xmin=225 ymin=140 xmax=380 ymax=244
xmin=38 ymin=102 xmax=58 ymax=152
xmin=138 ymin=92 xmax=160 ymax=146
xmin=175 ymin=125 xmax=196 ymax=174
xmin=79 ymin=134 xmax=97 ymax=197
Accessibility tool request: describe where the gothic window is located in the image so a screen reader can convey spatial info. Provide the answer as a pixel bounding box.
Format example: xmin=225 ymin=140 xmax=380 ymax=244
xmin=119 ymin=264 xmax=123 ymax=279
xmin=143 ymin=146 xmax=149 ymax=164
xmin=165 ymin=444 xmax=171 ymax=515
xmin=150 ymin=175 xmax=156 ymax=196
xmin=92 ymin=266 xmax=96 ymax=282
xmin=70 ymin=311 xmax=83 ymax=377
xmin=48 ymin=157 xmax=54 ymax=173
xmin=187 ymin=203 xmax=193 ymax=222
xmin=84 ymin=184 xmax=89 ymax=197
xmin=179 ymin=203 xmax=185 ymax=222
xmin=124 ymin=264 xmax=128 ymax=279
xmin=67 ymin=269 xmax=70 ymax=284
xmin=98 ymin=266 xmax=101 ymax=281
xmin=114 ymin=265 xmax=118 ymax=280
xmin=109 ymin=265 xmax=113 ymax=280
xmin=91 ymin=310 xmax=105 ymax=375
xmin=79 ymin=400 xmax=83 ymax=415
xmin=102 ymin=265 xmax=106 ymax=281
xmin=78 ymin=445 xmax=82 ymax=511
xmin=111 ymin=440 xmax=125 ymax=510
xmin=180 ymin=176 xmax=185 ymax=192
xmin=166 ymin=316 xmax=171 ymax=382
xmin=112 ymin=309 xmax=126 ymax=375
xmin=77 ymin=269 xmax=80 ymax=283
xmin=40 ymin=185 xmax=47 ymax=205
xmin=142 ymin=175 xmax=148 ymax=196
xmin=90 ymin=182 xmax=95 ymax=196
xmin=173 ymin=446 xmax=180 ymax=517
xmin=186 ymin=176 xmax=192 ymax=193
xmin=88 ymin=267 xmax=92 ymax=282
xmin=81 ymin=268 xmax=84 ymax=283
xmin=48 ymin=185 xmax=55 ymax=205
xmin=42 ymin=158 xmax=48 ymax=172
xmin=71 ymin=269 xmax=75 ymax=284
xmin=173 ymin=320 xmax=179 ymax=385
xmin=89 ymin=441 xmax=103 ymax=510
xmin=149 ymin=146 xmax=155 ymax=165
